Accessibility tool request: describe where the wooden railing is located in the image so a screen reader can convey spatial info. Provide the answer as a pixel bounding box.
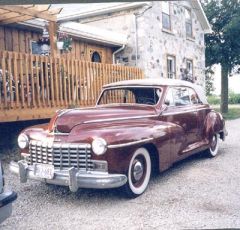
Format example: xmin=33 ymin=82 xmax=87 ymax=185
xmin=0 ymin=51 xmax=144 ymax=122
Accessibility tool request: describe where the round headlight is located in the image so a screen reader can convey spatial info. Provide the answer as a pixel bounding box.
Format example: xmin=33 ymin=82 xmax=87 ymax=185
xmin=18 ymin=133 xmax=29 ymax=149
xmin=92 ymin=138 xmax=107 ymax=155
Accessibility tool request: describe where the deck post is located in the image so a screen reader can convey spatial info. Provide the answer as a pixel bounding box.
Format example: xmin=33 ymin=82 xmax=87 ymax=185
xmin=49 ymin=21 xmax=57 ymax=58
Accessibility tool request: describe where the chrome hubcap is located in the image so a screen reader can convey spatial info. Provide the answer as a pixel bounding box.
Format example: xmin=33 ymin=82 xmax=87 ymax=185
xmin=133 ymin=160 xmax=144 ymax=181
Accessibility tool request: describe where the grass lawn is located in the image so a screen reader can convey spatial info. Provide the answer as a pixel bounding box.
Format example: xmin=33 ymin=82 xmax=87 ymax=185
xmin=211 ymin=104 xmax=240 ymax=120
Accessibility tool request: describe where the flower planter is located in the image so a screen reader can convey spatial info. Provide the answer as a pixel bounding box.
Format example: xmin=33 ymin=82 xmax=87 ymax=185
xmin=57 ymin=41 xmax=64 ymax=50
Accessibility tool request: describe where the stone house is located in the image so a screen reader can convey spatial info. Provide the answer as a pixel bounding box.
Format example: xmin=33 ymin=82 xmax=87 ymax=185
xmin=57 ymin=1 xmax=211 ymax=86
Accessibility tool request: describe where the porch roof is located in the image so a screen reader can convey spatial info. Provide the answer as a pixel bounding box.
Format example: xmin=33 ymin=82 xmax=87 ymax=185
xmin=60 ymin=22 xmax=127 ymax=47
xmin=19 ymin=19 xmax=127 ymax=47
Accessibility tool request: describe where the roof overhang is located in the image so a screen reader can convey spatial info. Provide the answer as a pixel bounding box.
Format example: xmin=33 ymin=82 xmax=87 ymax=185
xmin=60 ymin=21 xmax=127 ymax=47
xmin=57 ymin=2 xmax=150 ymax=22
xmin=189 ymin=0 xmax=212 ymax=34
xmin=19 ymin=19 xmax=127 ymax=47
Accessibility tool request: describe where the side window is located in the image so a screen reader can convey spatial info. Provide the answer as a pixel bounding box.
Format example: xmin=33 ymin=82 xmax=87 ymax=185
xmin=173 ymin=87 xmax=191 ymax=106
xmin=189 ymin=88 xmax=200 ymax=104
xmin=165 ymin=87 xmax=198 ymax=106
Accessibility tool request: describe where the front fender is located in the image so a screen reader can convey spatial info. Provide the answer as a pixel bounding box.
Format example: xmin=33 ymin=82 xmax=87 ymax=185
xmin=70 ymin=120 xmax=171 ymax=174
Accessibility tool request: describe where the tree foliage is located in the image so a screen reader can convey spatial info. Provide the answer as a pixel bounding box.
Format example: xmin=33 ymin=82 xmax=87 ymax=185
xmin=204 ymin=0 xmax=240 ymax=72
xmin=203 ymin=0 xmax=240 ymax=112
xmin=205 ymin=68 xmax=215 ymax=96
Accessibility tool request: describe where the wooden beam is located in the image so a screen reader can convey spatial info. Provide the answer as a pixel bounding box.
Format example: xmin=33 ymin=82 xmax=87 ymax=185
xmin=0 ymin=5 xmax=57 ymax=22
xmin=0 ymin=12 xmax=22 ymax=21
xmin=0 ymin=15 xmax=34 ymax=25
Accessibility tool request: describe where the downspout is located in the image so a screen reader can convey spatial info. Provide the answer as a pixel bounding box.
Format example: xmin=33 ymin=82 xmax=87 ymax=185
xmin=112 ymin=44 xmax=125 ymax=64
xmin=133 ymin=14 xmax=138 ymax=66
xmin=112 ymin=3 xmax=152 ymax=65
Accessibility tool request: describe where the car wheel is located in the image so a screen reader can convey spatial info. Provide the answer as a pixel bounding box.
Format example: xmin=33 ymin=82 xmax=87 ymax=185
xmin=206 ymin=133 xmax=219 ymax=157
xmin=123 ymin=147 xmax=151 ymax=198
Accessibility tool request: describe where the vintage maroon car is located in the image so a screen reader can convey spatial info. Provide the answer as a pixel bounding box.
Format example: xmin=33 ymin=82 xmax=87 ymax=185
xmin=10 ymin=78 xmax=227 ymax=197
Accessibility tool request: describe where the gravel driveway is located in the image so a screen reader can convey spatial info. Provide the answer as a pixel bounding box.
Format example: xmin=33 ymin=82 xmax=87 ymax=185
xmin=1 ymin=118 xmax=240 ymax=229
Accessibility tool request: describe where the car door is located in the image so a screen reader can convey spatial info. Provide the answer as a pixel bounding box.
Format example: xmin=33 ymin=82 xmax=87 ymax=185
xmin=188 ymin=87 xmax=211 ymax=141
xmin=161 ymin=86 xmax=198 ymax=162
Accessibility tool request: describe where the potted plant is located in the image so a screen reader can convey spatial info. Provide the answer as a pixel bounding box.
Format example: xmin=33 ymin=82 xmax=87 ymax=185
xmin=57 ymin=32 xmax=72 ymax=52
xmin=37 ymin=28 xmax=50 ymax=46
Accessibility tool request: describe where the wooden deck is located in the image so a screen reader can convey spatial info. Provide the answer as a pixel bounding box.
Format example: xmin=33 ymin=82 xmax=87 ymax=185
xmin=0 ymin=51 xmax=144 ymax=122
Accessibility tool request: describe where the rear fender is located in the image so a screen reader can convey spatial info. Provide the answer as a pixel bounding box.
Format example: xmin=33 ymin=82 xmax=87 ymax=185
xmin=204 ymin=111 xmax=225 ymax=141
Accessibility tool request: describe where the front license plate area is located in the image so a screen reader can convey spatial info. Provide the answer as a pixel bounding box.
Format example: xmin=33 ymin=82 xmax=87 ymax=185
xmin=34 ymin=164 xmax=54 ymax=179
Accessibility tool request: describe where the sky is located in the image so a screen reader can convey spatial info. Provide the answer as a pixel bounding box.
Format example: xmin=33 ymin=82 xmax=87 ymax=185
xmin=212 ymin=64 xmax=240 ymax=95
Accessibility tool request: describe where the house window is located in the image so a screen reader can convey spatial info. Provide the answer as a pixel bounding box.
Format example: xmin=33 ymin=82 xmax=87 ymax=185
xmin=91 ymin=51 xmax=101 ymax=63
xmin=186 ymin=59 xmax=193 ymax=79
xmin=167 ymin=55 xmax=176 ymax=79
xmin=162 ymin=2 xmax=171 ymax=30
xmin=185 ymin=8 xmax=193 ymax=37
xmin=30 ymin=41 xmax=42 ymax=55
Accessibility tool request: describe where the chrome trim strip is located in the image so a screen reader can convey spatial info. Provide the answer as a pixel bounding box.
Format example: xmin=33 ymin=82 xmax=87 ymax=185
xmin=108 ymin=137 xmax=154 ymax=149
xmin=53 ymin=132 xmax=69 ymax=136
xmin=162 ymin=107 xmax=209 ymax=116
xmin=83 ymin=115 xmax=158 ymax=124
xmin=30 ymin=140 xmax=91 ymax=149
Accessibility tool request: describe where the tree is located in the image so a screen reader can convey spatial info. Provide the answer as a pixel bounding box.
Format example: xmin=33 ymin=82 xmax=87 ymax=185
xmin=203 ymin=0 xmax=240 ymax=113
xmin=205 ymin=68 xmax=215 ymax=96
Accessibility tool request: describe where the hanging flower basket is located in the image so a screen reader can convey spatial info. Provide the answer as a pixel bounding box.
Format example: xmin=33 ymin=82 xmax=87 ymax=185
xmin=38 ymin=26 xmax=50 ymax=46
xmin=57 ymin=32 xmax=72 ymax=52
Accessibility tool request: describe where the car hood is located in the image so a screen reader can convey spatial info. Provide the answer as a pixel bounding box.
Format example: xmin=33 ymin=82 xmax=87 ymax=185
xmin=55 ymin=106 xmax=157 ymax=133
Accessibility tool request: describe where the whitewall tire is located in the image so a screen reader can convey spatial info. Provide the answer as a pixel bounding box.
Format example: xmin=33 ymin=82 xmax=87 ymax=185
xmin=123 ymin=147 xmax=151 ymax=198
xmin=207 ymin=133 xmax=219 ymax=157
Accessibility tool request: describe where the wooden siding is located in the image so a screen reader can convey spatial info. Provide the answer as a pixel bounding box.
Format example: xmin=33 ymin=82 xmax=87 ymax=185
xmin=0 ymin=51 xmax=144 ymax=122
xmin=0 ymin=26 xmax=114 ymax=63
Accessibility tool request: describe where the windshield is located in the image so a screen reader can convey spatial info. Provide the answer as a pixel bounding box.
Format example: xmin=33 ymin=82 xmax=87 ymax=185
xmin=97 ymin=87 xmax=162 ymax=106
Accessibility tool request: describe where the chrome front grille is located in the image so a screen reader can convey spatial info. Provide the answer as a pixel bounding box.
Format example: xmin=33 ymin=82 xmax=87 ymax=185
xmin=29 ymin=140 xmax=93 ymax=170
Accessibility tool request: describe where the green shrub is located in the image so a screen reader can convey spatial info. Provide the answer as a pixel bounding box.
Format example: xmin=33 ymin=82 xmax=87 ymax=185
xmin=229 ymin=92 xmax=240 ymax=104
xmin=207 ymin=92 xmax=240 ymax=105
xmin=207 ymin=95 xmax=220 ymax=105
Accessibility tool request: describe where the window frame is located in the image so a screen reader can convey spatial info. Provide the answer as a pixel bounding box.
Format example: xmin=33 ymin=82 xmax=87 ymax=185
xmin=185 ymin=7 xmax=193 ymax=38
xmin=186 ymin=58 xmax=194 ymax=79
xmin=91 ymin=51 xmax=102 ymax=63
xmin=162 ymin=2 xmax=171 ymax=31
xmin=96 ymin=86 xmax=163 ymax=107
xmin=30 ymin=40 xmax=42 ymax=55
xmin=164 ymin=86 xmax=201 ymax=107
xmin=166 ymin=55 xmax=176 ymax=79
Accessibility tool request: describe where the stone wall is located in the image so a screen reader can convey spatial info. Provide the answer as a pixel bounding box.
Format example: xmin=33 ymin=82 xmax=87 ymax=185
xmin=79 ymin=1 xmax=206 ymax=86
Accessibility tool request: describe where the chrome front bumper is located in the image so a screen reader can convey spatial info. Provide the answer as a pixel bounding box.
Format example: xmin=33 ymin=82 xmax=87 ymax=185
xmin=9 ymin=161 xmax=127 ymax=192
